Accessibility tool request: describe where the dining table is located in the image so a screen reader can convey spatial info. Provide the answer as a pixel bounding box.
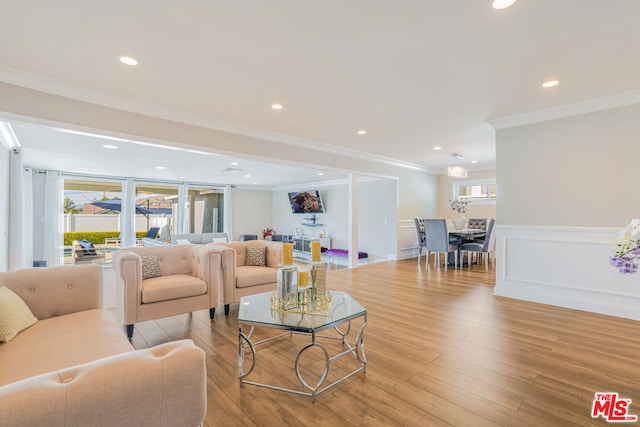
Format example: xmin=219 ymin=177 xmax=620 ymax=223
xmin=447 ymin=228 xmax=487 ymax=267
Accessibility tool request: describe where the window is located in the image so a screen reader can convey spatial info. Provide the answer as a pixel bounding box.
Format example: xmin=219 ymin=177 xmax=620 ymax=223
xmin=453 ymin=179 xmax=496 ymax=204
xmin=186 ymin=185 xmax=224 ymax=233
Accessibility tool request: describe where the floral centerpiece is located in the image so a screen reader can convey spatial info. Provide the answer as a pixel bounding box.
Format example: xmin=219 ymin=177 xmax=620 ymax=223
xmin=449 ymin=198 xmax=469 ymax=215
xmin=449 ymin=198 xmax=469 ymax=230
xmin=610 ymin=219 xmax=640 ymax=274
xmin=262 ymin=227 xmax=276 ymax=240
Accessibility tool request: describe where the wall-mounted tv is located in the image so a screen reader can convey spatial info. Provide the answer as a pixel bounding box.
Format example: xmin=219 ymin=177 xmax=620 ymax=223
xmin=288 ymin=190 xmax=325 ymax=214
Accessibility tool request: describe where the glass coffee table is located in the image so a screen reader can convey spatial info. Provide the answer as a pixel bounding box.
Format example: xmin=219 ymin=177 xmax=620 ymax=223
xmin=238 ymin=290 xmax=367 ymax=401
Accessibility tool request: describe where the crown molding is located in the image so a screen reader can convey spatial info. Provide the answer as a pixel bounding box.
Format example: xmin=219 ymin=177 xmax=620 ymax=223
xmin=486 ymin=89 xmax=640 ymax=130
xmin=0 ymin=65 xmax=429 ymax=173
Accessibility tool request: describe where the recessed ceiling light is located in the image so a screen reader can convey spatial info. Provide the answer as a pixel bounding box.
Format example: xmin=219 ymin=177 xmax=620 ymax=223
xmin=317 ymin=172 xmax=324 ymax=176
xmin=155 ymin=166 xmax=166 ymax=170
xmin=253 ymin=182 xmax=258 ymax=185
xmin=542 ymin=79 xmax=561 ymax=88
xmin=356 ymin=130 xmax=367 ymax=135
xmin=244 ymin=174 xmax=251 ymax=178
xmin=118 ymin=56 xmax=138 ymax=66
xmin=271 ymin=104 xmax=283 ymax=110
xmin=178 ymin=176 xmax=186 ymax=179
xmin=492 ymin=0 xmax=517 ymax=10
xmin=433 ymin=146 xmax=442 ymax=151
xmin=230 ymin=162 xmax=239 ymax=166
xmin=470 ymin=160 xmax=478 ymax=164
xmin=102 ymin=144 xmax=118 ymax=149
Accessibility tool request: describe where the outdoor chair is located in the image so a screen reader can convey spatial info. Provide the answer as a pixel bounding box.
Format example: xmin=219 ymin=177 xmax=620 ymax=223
xmin=72 ymin=240 xmax=105 ymax=264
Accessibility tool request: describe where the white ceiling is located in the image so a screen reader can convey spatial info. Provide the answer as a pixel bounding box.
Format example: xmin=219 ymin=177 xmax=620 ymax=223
xmin=1 ymin=0 xmax=639 ymax=185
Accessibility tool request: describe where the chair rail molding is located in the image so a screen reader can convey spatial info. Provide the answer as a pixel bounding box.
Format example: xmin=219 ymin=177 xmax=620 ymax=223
xmin=494 ymin=224 xmax=640 ymax=320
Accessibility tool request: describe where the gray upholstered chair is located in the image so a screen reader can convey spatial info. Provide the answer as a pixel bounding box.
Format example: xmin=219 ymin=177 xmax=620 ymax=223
xmin=424 ymin=219 xmax=458 ymax=271
xmin=467 ymin=218 xmax=487 ymax=230
xmin=414 ymin=218 xmax=428 ymax=266
xmin=460 ymin=218 xmax=496 ymax=271
xmin=463 ymin=218 xmax=488 ymax=244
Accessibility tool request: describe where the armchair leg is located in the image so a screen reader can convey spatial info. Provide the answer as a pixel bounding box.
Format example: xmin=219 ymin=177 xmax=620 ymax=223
xmin=126 ymin=324 xmax=134 ymax=339
xmin=209 ymin=308 xmax=215 ymax=319
xmin=224 ymin=304 xmax=230 ymax=316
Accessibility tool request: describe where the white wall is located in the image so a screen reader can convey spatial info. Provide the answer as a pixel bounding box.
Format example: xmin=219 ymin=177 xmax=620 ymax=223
xmin=271 ymin=184 xmax=349 ymax=246
xmin=231 ymin=188 xmax=273 ymax=241
xmin=0 ymin=147 xmax=9 ymax=270
xmin=358 ymin=178 xmax=398 ymax=262
xmin=495 ymin=103 xmax=640 ymax=320
xmin=396 ymin=168 xmax=437 ymax=219
xmin=435 ymin=170 xmax=497 ymax=220
xmin=271 ymin=178 xmax=399 ymax=263
xmin=497 ymin=103 xmax=640 ymax=227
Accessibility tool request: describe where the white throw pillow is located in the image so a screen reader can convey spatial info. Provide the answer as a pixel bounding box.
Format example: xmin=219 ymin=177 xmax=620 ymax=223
xmin=175 ymin=239 xmax=191 ymax=245
xmin=212 ymin=237 xmax=228 ymax=243
xmin=0 ymin=286 xmax=38 ymax=342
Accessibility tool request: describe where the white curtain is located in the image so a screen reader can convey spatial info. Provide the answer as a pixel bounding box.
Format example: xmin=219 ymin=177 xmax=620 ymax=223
xmin=121 ymin=178 xmax=136 ymax=248
xmin=43 ymin=171 xmax=63 ymax=266
xmin=177 ymin=183 xmax=187 ymax=234
xmin=8 ymin=150 xmax=33 ymax=270
xmin=224 ymin=185 xmax=232 ymax=238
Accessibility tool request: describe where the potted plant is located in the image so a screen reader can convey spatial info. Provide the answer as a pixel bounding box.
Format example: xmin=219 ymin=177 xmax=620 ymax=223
xmin=449 ymin=198 xmax=469 ymax=230
xmin=262 ymin=228 xmax=276 ymax=240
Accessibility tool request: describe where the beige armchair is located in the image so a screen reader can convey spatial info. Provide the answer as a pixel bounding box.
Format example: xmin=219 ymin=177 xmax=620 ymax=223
xmin=113 ymin=244 xmax=221 ymax=338
xmin=210 ymin=240 xmax=282 ymax=316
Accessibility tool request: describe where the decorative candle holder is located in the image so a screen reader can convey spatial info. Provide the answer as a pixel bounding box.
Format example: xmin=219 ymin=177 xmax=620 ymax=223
xmin=271 ymin=242 xmax=331 ymax=313
xmin=310 ymin=261 xmax=327 ymax=301
xmin=276 ymin=264 xmax=298 ymax=311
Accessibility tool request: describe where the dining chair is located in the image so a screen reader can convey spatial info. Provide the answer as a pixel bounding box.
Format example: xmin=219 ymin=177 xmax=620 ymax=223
xmin=463 ymin=218 xmax=487 ymax=244
xmin=413 ymin=218 xmax=428 ymax=266
xmin=460 ymin=218 xmax=496 ymax=271
xmin=467 ymin=218 xmax=487 ymax=230
xmin=424 ymin=219 xmax=458 ymax=271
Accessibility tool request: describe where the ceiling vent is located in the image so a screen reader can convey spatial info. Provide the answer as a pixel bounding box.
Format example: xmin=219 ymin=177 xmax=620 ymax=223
xmin=220 ymin=167 xmax=243 ymax=173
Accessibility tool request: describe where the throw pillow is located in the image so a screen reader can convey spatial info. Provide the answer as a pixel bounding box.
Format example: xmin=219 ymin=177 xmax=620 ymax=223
xmin=141 ymin=255 xmax=161 ymax=280
xmin=0 ymin=286 xmax=38 ymax=342
xmin=246 ymin=246 xmax=266 ymax=267
xmin=212 ymin=237 xmax=228 ymax=243
xmin=78 ymin=239 xmax=97 ymax=256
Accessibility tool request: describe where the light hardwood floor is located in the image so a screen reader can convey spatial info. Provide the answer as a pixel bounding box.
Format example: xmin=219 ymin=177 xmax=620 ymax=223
xmin=130 ymin=259 xmax=640 ymax=426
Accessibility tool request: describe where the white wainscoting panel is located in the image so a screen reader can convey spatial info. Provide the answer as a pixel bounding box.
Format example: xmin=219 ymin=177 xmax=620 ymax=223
xmin=398 ymin=219 xmax=419 ymax=260
xmin=495 ymin=225 xmax=640 ymax=320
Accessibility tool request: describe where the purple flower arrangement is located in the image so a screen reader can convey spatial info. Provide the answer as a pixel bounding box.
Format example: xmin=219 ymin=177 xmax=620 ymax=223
xmin=610 ymin=219 xmax=640 ymax=274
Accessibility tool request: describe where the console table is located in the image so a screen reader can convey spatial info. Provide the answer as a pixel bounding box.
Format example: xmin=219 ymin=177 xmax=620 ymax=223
xmin=292 ymin=236 xmax=331 ymax=257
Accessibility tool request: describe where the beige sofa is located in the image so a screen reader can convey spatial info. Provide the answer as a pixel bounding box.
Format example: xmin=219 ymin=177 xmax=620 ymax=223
xmin=113 ymin=243 xmax=220 ymax=338
xmin=0 ymin=265 xmax=206 ymax=427
xmin=210 ymin=240 xmax=282 ymax=316
xmin=171 ymin=232 xmax=228 ymax=244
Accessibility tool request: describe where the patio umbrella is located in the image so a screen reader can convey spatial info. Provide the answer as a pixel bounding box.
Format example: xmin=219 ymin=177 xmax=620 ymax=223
xmin=90 ymin=200 xmax=152 ymax=215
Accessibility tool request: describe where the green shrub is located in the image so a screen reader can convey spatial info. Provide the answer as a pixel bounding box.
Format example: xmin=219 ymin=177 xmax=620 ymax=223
xmin=64 ymin=231 xmax=147 ymax=245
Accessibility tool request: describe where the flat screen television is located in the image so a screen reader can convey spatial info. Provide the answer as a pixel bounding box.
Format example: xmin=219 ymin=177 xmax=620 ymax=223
xmin=288 ymin=190 xmax=325 ymax=214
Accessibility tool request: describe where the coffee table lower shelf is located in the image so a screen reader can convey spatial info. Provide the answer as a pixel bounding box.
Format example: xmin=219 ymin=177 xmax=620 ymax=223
xmin=238 ymin=316 xmax=367 ymax=401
